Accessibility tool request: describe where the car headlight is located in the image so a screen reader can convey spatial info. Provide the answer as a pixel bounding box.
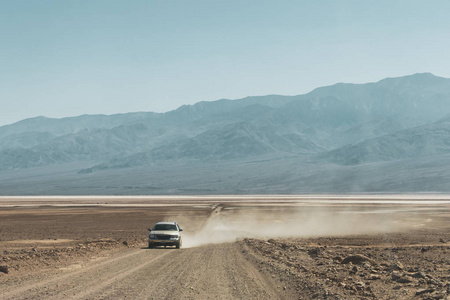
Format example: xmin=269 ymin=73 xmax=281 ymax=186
xmin=149 ymin=233 xmax=156 ymax=239
xmin=170 ymin=235 xmax=179 ymax=239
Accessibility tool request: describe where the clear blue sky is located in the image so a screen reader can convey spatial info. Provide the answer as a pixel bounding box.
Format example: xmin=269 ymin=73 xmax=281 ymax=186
xmin=1 ymin=0 xmax=450 ymax=126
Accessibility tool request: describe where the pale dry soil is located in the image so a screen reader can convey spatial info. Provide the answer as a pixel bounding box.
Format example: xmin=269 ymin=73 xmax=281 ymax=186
xmin=1 ymin=243 xmax=292 ymax=300
xmin=0 ymin=196 xmax=449 ymax=299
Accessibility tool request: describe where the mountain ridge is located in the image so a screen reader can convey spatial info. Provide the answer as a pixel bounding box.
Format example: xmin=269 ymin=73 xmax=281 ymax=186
xmin=2 ymin=73 xmax=450 ymax=194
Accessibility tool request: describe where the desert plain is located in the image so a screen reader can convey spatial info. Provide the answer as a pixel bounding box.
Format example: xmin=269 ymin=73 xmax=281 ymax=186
xmin=0 ymin=195 xmax=449 ymax=299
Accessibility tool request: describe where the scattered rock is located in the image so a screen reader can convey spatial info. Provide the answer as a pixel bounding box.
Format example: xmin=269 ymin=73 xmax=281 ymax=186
xmin=0 ymin=265 xmax=8 ymax=274
xmin=307 ymin=248 xmax=322 ymax=257
xmin=428 ymin=292 xmax=445 ymax=299
xmin=427 ymin=278 xmax=443 ymax=287
xmin=341 ymin=254 xmax=376 ymax=265
xmin=391 ymin=271 xmax=403 ymax=281
xmin=122 ymin=241 xmax=129 ymax=247
xmin=381 ymin=262 xmax=390 ymax=269
xmin=333 ymin=256 xmax=343 ymax=262
xmin=415 ymin=288 xmax=435 ymax=296
xmin=400 ymin=276 xmax=413 ymax=284
xmin=391 ymin=271 xmax=413 ymax=284
xmin=439 ymin=238 xmax=447 ymax=244
xmin=412 ymin=271 xmax=427 ymax=279
xmin=391 ymin=261 xmax=404 ymax=271
xmin=362 ymin=262 xmax=371 ymax=269
xmin=368 ymin=274 xmax=381 ymax=280
xmin=355 ymin=281 xmax=365 ymax=290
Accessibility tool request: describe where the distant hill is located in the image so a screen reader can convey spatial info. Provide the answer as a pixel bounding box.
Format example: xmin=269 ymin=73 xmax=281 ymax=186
xmin=315 ymin=119 xmax=450 ymax=165
xmin=1 ymin=73 xmax=450 ymax=194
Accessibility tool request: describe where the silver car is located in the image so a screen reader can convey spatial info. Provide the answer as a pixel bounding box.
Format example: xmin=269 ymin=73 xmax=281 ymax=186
xmin=148 ymin=222 xmax=183 ymax=249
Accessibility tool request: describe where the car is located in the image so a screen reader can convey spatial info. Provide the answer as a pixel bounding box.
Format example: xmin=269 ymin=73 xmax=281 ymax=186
xmin=148 ymin=221 xmax=183 ymax=249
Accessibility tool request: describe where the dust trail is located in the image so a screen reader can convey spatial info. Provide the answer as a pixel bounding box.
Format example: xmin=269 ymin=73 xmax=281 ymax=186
xmin=182 ymin=204 xmax=430 ymax=248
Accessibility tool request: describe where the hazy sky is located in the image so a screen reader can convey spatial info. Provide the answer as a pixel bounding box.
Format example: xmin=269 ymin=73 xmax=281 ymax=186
xmin=1 ymin=1 xmax=450 ymax=126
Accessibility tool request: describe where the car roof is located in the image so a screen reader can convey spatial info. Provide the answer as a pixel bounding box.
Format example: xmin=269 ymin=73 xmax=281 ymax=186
xmin=155 ymin=221 xmax=177 ymax=225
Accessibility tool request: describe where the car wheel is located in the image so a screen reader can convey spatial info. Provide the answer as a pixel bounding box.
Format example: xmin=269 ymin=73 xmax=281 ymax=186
xmin=176 ymin=238 xmax=182 ymax=249
xmin=148 ymin=243 xmax=153 ymax=249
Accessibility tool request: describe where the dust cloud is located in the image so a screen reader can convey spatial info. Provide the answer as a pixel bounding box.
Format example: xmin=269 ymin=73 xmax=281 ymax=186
xmin=181 ymin=204 xmax=415 ymax=248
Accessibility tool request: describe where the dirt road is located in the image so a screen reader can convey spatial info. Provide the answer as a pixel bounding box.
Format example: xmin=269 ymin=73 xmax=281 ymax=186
xmin=1 ymin=242 xmax=290 ymax=300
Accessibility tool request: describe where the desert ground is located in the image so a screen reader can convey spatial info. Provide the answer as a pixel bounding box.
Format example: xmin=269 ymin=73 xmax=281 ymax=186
xmin=0 ymin=195 xmax=449 ymax=299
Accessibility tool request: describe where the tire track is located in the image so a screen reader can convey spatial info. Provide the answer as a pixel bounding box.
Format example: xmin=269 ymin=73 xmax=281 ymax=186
xmin=71 ymin=250 xmax=174 ymax=300
xmin=2 ymin=242 xmax=290 ymax=300
xmin=1 ymin=249 xmax=169 ymax=300
xmin=92 ymin=249 xmax=195 ymax=299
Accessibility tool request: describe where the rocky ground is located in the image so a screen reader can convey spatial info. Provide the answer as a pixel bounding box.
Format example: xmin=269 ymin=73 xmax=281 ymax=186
xmin=244 ymin=231 xmax=450 ymax=299
xmin=0 ymin=238 xmax=144 ymax=276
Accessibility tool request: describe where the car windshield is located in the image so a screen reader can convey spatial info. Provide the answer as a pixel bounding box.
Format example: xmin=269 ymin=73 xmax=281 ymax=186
xmin=153 ymin=224 xmax=177 ymax=231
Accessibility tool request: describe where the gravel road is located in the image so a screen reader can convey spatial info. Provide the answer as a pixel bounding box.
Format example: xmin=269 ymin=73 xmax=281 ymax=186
xmin=1 ymin=243 xmax=288 ymax=300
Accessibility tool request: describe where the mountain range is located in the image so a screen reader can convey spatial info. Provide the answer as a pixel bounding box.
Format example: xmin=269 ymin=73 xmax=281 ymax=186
xmin=1 ymin=73 xmax=450 ymax=194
